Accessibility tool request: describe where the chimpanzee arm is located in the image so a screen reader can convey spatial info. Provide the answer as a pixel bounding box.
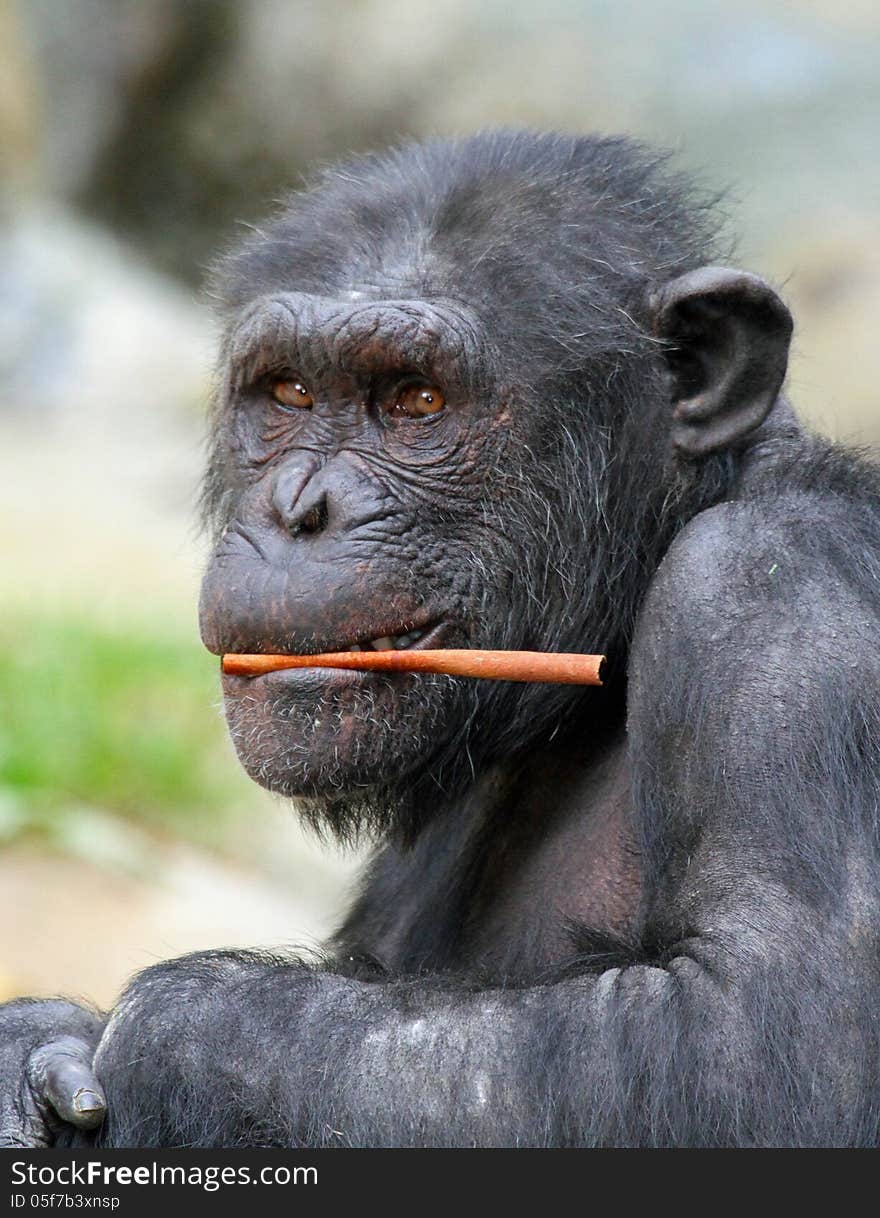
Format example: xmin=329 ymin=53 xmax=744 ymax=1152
xmin=91 ymin=500 xmax=880 ymax=1148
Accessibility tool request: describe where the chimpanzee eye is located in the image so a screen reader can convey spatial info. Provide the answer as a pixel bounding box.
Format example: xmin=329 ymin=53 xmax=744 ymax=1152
xmin=270 ymin=377 xmax=314 ymax=410
xmin=386 ymin=382 xmax=446 ymax=419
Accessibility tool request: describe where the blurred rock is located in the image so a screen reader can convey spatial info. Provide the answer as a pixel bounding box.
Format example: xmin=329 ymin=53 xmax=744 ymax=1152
xmin=17 ymin=0 xmax=423 ymax=281
xmin=0 ymin=204 xmax=212 ymax=608
xmin=0 ymin=0 xmax=40 ymax=201
xmin=0 ymin=815 xmax=360 ymax=1007
xmin=11 ymin=0 xmax=877 ymax=292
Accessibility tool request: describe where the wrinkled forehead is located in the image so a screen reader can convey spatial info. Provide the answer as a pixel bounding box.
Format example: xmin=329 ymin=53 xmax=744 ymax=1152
xmin=223 ymin=291 xmax=491 ymax=395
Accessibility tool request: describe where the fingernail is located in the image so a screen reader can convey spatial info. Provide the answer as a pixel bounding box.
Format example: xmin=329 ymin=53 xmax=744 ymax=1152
xmin=73 ymin=1088 xmax=105 ymax=1114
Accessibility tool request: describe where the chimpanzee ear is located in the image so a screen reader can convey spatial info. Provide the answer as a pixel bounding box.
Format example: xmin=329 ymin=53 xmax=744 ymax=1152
xmin=649 ymin=267 xmax=793 ymax=458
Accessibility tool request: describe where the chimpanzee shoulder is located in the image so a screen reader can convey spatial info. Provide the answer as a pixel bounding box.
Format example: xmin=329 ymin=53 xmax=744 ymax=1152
xmin=635 ymin=437 xmax=880 ymax=701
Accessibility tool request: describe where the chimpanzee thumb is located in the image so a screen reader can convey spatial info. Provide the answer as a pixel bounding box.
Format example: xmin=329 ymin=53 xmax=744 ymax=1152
xmin=27 ymin=1035 xmax=106 ymax=1133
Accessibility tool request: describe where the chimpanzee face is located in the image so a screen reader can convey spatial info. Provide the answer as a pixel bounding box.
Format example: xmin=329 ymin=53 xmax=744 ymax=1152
xmin=199 ymin=289 xmax=546 ymax=817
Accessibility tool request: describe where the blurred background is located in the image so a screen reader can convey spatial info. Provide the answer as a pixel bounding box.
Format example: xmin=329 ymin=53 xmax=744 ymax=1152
xmin=1 ymin=0 xmax=878 ymax=1008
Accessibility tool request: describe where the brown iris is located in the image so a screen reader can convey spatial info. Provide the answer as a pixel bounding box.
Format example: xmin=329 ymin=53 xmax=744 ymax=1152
xmin=387 ymin=382 xmax=446 ymax=419
xmin=271 ymin=378 xmax=314 ymax=409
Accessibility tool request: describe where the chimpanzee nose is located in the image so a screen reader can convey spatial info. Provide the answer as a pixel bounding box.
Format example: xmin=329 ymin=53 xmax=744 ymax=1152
xmin=272 ymin=457 xmax=330 ymax=536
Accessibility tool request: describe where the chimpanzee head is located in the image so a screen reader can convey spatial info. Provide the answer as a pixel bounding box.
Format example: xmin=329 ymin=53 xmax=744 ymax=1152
xmin=199 ymin=131 xmax=791 ymax=841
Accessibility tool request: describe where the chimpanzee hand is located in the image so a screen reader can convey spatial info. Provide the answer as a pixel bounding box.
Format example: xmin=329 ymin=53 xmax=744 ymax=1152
xmin=0 ymin=998 xmax=106 ymax=1147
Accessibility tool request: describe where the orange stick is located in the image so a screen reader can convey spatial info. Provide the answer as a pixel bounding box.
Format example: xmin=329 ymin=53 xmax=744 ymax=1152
xmin=222 ymin=650 xmax=605 ymax=685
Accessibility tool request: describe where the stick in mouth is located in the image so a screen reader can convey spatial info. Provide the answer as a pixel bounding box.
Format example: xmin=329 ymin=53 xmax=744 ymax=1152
xmin=221 ymin=650 xmax=605 ymax=685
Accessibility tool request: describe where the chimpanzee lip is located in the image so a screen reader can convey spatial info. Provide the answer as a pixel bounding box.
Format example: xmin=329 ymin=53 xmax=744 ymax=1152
xmin=238 ymin=618 xmax=449 ymax=661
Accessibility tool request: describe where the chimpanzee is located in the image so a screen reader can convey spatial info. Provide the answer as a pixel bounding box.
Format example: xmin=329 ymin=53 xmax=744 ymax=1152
xmin=3 ymin=131 xmax=880 ymax=1148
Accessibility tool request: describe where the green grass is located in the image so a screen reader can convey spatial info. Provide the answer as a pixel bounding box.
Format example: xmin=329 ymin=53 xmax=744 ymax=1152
xmin=0 ymin=607 xmax=255 ymax=851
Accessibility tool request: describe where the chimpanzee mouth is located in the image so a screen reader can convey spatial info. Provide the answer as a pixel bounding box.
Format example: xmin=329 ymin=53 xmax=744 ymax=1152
xmin=221 ymin=619 xmax=455 ymax=698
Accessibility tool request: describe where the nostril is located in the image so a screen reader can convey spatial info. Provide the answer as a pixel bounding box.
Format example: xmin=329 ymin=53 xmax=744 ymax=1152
xmin=296 ymin=498 xmax=329 ymax=535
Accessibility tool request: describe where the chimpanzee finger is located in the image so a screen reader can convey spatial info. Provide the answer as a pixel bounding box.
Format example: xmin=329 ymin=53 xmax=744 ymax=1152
xmin=28 ymin=1035 xmax=106 ymax=1130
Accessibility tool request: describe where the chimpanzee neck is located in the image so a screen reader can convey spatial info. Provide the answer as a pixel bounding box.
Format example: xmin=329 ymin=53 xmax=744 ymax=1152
xmin=335 ymin=723 xmax=640 ymax=980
